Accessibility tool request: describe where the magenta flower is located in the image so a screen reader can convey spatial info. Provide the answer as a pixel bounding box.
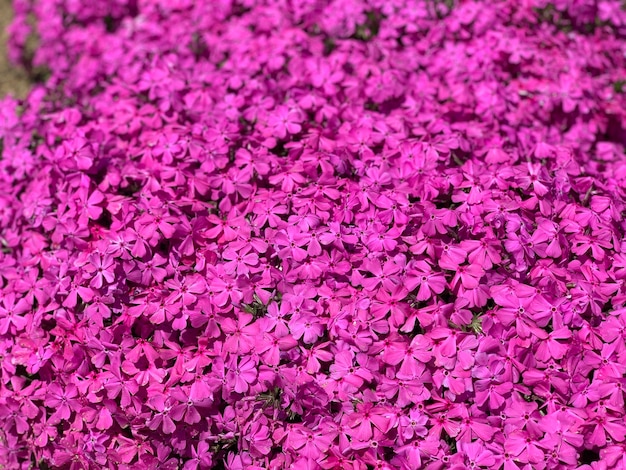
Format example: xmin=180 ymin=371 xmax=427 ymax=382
xmin=385 ymin=334 xmax=432 ymax=379
xmin=398 ymin=408 xmax=428 ymax=440
xmin=274 ymin=226 xmax=309 ymax=262
xmin=346 ymin=402 xmax=391 ymax=441
xmin=222 ymin=312 xmax=260 ymax=354
xmin=266 ymin=105 xmax=303 ymax=140
xmin=147 ymin=396 xmax=177 ymax=434
xmin=405 ymin=260 xmax=447 ymax=301
xmin=183 ymin=441 xmax=213 ymax=470
xmin=32 ymin=408 xmax=57 ymax=447
xmin=245 ymin=420 xmax=273 ymax=457
xmin=226 ymin=356 xmax=258 ymax=394
xmin=0 ymin=292 xmax=29 ymax=334
xmin=288 ymin=425 xmax=335 ymax=460
xmin=222 ymin=245 xmax=259 ymax=276
xmin=136 ymin=205 xmax=179 ymax=241
xmin=2 ymin=0 xmax=626 ymax=467
xmin=358 ymin=257 xmax=402 ymax=292
xmin=329 ymin=349 xmax=373 ymax=389
xmin=504 ymin=430 xmax=545 ymax=464
xmin=169 ymin=387 xmax=206 ymax=425
xmin=289 ymin=312 xmax=324 ymax=344
xmin=319 ymin=222 xmax=358 ymax=249
xmin=371 ymin=285 xmax=410 ymax=329
xmin=587 ymin=411 xmax=626 ymax=447
xmin=45 ymin=383 xmax=81 ymax=424
xmin=473 ymin=361 xmax=513 ymax=409
xmin=534 ymin=327 xmax=571 ymax=361
xmin=83 ymin=253 xmax=116 ymax=289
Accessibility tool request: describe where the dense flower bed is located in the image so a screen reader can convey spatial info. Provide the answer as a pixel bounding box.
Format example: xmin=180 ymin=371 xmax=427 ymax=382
xmin=1 ymin=0 xmax=626 ymax=468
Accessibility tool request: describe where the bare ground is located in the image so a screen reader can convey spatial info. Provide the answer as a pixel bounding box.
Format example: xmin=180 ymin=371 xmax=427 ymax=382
xmin=0 ymin=0 xmax=31 ymax=99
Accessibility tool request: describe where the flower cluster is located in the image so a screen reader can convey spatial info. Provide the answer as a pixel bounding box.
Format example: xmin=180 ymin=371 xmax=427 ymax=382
xmin=1 ymin=0 xmax=626 ymax=468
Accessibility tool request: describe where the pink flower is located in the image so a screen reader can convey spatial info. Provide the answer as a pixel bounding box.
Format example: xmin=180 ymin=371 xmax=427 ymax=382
xmin=0 ymin=292 xmax=29 ymax=334
xmin=384 ymin=334 xmax=432 ymax=379
xmin=147 ymin=397 xmax=177 ymax=435
xmin=288 ymin=425 xmax=334 ymax=460
xmin=587 ymin=411 xmax=626 ymax=447
xmin=222 ymin=245 xmax=259 ymax=276
xmin=458 ymin=441 xmax=496 ymax=468
xmin=449 ymin=263 xmax=484 ymax=290
xmin=183 ymin=441 xmax=213 ymax=470
xmin=358 ymin=257 xmax=402 ymax=292
xmin=83 ymin=253 xmax=116 ymax=289
xmin=169 ymin=387 xmax=206 ymax=425
xmin=399 ymin=408 xmax=428 ymax=440
xmin=274 ymin=226 xmax=308 ymax=262
xmin=318 ymin=222 xmax=358 ymax=249
xmin=473 ymin=361 xmax=513 ymax=409
xmin=534 ymin=328 xmax=571 ymax=361
xmin=266 ymin=105 xmax=303 ymax=140
xmin=132 ymin=253 xmax=168 ymax=285
xmin=258 ymin=331 xmax=297 ymax=366
xmin=3 ymin=1 xmax=626 ymax=467
xmin=32 ymin=409 xmax=57 ymax=447
xmin=370 ymin=285 xmax=410 ymax=329
xmin=504 ymin=430 xmax=544 ymax=464
xmin=365 ymin=224 xmax=401 ymax=252
xmin=165 ymin=274 xmax=206 ymax=306
xmin=245 ymin=420 xmax=273 ymax=457
xmin=329 ymin=349 xmax=373 ymax=389
xmin=405 ymin=260 xmax=447 ymax=301
xmin=221 ymin=312 xmax=260 ymax=354
xmin=226 ymin=356 xmax=258 ymax=394
xmin=136 ymin=204 xmax=179 ymax=241
xmin=45 ymin=383 xmax=81 ymax=424
xmin=289 ymin=313 xmax=324 ymax=344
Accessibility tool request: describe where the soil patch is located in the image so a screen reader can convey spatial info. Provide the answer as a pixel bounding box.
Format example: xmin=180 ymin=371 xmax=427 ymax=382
xmin=0 ymin=0 xmax=31 ymax=100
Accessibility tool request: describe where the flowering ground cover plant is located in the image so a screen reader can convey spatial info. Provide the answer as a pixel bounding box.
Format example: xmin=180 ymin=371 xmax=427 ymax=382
xmin=0 ymin=0 xmax=626 ymax=468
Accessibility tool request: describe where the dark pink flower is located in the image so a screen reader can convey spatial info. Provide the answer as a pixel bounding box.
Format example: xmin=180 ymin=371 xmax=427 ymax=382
xmin=226 ymin=356 xmax=258 ymax=394
xmin=0 ymin=292 xmax=29 ymax=334
xmin=405 ymin=260 xmax=447 ymax=301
